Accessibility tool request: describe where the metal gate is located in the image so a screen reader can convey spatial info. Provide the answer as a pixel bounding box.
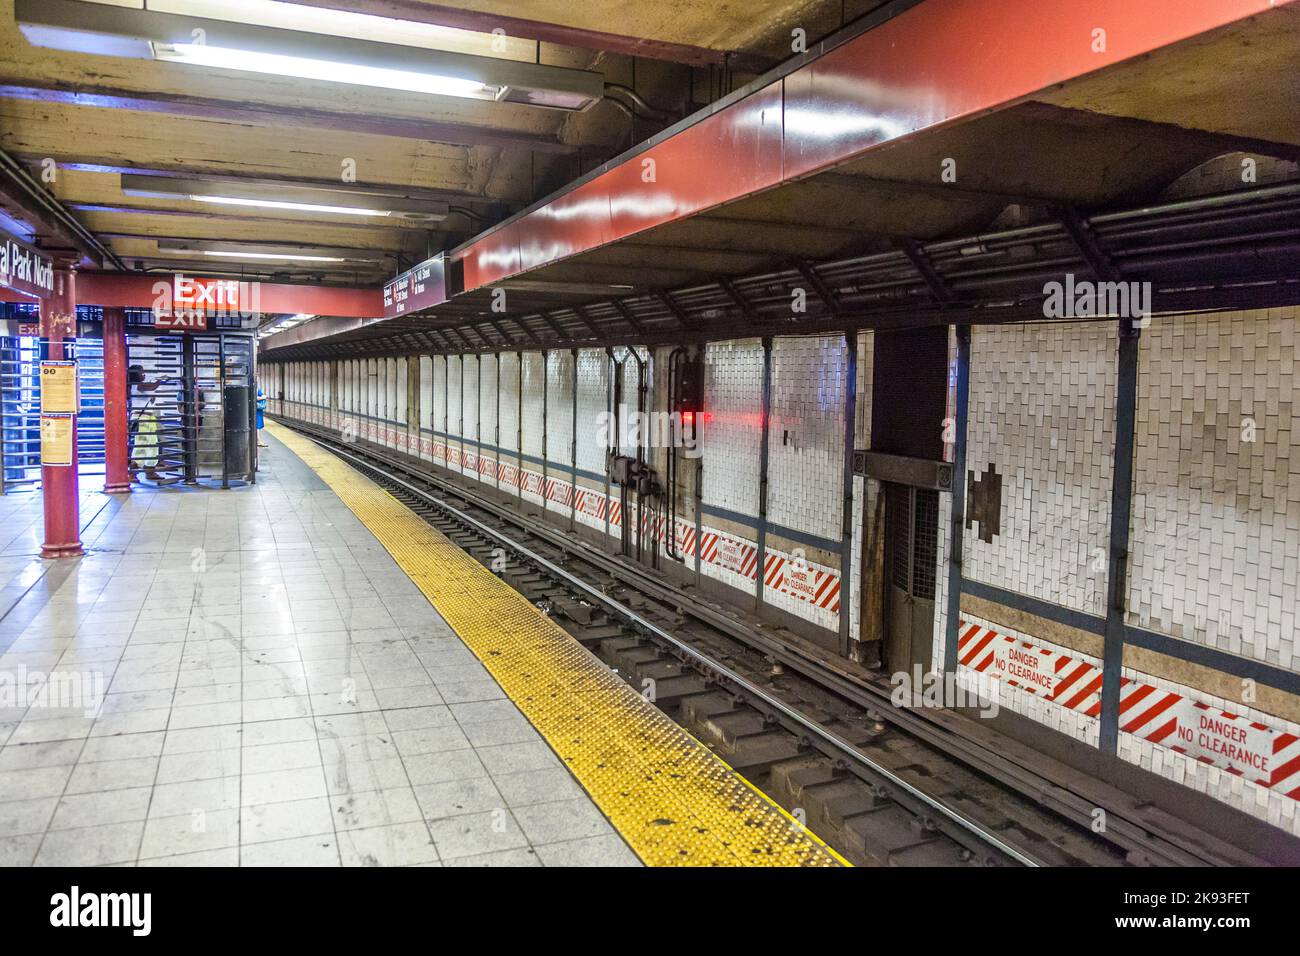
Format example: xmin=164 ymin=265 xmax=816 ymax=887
xmin=127 ymin=331 xmax=256 ymax=486
xmin=885 ymin=484 xmax=940 ymax=673
xmin=0 ymin=335 xmax=105 ymax=492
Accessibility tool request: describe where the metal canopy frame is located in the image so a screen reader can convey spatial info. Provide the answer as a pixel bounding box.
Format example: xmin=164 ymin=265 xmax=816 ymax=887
xmin=262 ymin=183 xmax=1300 ymax=361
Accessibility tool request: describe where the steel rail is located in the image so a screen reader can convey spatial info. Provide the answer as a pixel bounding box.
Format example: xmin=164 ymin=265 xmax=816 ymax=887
xmin=278 ymin=419 xmax=1262 ymax=867
xmin=309 ymin=432 xmax=1042 ymax=866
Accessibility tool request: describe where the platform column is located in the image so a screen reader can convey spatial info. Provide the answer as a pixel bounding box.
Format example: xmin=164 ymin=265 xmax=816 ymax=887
xmin=102 ymin=306 xmax=131 ymax=494
xmin=942 ymin=324 xmax=971 ymax=673
xmin=1098 ymin=318 xmax=1140 ymax=754
xmin=40 ymin=269 xmax=84 ymax=558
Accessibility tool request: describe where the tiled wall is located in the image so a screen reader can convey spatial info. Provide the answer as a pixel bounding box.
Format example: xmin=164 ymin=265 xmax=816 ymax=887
xmin=520 ymin=352 xmax=545 ymax=506
xmin=432 ymin=355 xmax=446 ymax=442
xmin=575 ymin=348 xmax=609 ymax=533
xmin=939 ymin=314 xmax=1300 ymax=834
xmin=447 ymin=355 xmax=463 ymax=476
xmin=545 ymin=350 xmax=575 ymax=518
xmin=463 ymin=355 xmax=480 ymax=460
xmin=419 ymin=356 xmax=433 ymax=433
xmin=498 ymin=352 xmax=520 ymax=455
xmin=963 ymin=322 xmax=1118 ymax=617
xmin=367 ymin=358 xmax=378 ymax=421
xmin=702 ymin=339 xmax=763 ymax=521
xmin=395 ymin=358 xmax=408 ymax=427
xmin=1129 ymin=309 xmax=1300 ymax=672
xmin=767 ymin=335 xmax=847 ymax=543
xmin=479 ymin=354 xmax=498 ymax=489
xmin=765 ymin=335 xmax=848 ymax=629
xmin=701 ymin=339 xmax=763 ymax=595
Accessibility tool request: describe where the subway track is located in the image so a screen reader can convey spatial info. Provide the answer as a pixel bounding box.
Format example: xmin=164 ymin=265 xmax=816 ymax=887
xmin=277 ymin=418 xmax=1266 ymax=868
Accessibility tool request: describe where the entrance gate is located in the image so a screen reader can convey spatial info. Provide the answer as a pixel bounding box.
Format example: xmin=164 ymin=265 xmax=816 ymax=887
xmin=126 ymin=331 xmax=257 ymax=487
xmin=0 ymin=335 xmax=105 ymax=492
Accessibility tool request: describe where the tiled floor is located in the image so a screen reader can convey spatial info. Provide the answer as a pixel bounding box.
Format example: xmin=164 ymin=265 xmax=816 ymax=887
xmin=0 ymin=434 xmax=640 ymax=867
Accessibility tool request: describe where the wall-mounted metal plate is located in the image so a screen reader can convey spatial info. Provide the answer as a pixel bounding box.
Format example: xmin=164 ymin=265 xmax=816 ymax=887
xmin=854 ymin=449 xmax=953 ymax=491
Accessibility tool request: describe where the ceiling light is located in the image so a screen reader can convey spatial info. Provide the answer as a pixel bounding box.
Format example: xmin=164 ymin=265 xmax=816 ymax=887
xmin=18 ymin=0 xmax=604 ymax=110
xmin=189 ymin=195 xmax=392 ymax=218
xmin=151 ymin=0 xmax=536 ymax=60
xmin=120 ymin=174 xmax=448 ymax=220
xmin=157 ymin=239 xmax=381 ymax=264
xmin=203 ymin=250 xmax=346 ymax=263
xmin=152 ymin=42 xmax=495 ymax=100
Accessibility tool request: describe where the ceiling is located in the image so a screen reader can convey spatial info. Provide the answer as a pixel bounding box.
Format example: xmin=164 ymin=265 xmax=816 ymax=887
xmin=259 ymin=0 xmax=1300 ymax=359
xmin=0 ymin=0 xmax=887 ymax=288
xmin=1 ymin=0 xmax=1297 ymax=356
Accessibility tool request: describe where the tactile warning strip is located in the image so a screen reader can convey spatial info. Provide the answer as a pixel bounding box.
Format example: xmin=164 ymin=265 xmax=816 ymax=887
xmin=269 ymin=422 xmax=845 ymax=867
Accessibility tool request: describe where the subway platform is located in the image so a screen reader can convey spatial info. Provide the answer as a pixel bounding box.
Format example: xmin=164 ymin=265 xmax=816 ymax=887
xmin=0 ymin=428 xmax=834 ymax=867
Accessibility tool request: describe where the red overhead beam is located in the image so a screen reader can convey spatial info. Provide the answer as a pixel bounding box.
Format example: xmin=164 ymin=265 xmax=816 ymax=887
xmin=452 ymin=0 xmax=1291 ymax=293
xmin=0 ymin=272 xmax=384 ymax=317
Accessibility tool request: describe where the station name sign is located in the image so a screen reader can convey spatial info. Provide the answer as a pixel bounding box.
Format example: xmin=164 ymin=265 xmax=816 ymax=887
xmin=383 ymin=254 xmax=445 ymax=319
xmin=0 ymin=230 xmax=55 ymax=299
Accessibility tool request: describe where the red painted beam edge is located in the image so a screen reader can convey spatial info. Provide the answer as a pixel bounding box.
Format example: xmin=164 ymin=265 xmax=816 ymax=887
xmin=453 ymin=0 xmax=1292 ymax=293
xmin=2 ymin=273 xmax=384 ymax=318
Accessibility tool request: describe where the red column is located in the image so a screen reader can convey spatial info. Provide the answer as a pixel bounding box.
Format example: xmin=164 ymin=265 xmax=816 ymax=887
xmin=39 ymin=269 xmax=84 ymax=559
xmin=102 ymin=307 xmax=131 ymax=494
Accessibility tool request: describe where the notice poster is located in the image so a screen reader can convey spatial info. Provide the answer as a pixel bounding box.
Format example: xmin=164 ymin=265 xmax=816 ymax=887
xmin=40 ymin=361 xmax=79 ymax=413
xmin=41 ymin=413 xmax=73 ymax=466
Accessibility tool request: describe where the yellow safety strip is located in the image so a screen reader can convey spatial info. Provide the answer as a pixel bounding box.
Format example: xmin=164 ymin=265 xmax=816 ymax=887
xmin=269 ymin=422 xmax=846 ymax=867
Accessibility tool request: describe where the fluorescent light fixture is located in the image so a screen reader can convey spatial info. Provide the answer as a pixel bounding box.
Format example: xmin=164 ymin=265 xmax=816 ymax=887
xmin=150 ymin=0 xmax=537 ymax=61
xmin=501 ymin=280 xmax=637 ymax=295
xmin=189 ymin=195 xmax=392 ymax=218
xmin=17 ymin=0 xmax=605 ymax=110
xmin=203 ymin=250 xmax=346 ymax=262
xmin=157 ymin=238 xmax=382 ymax=264
xmin=152 ymin=42 xmax=495 ymax=99
xmin=120 ymin=174 xmax=448 ymax=220
xmin=258 ymin=311 xmax=314 ymax=338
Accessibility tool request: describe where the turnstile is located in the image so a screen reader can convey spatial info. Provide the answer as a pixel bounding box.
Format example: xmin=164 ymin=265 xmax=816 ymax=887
xmin=127 ymin=331 xmax=257 ymax=487
xmin=0 ymin=335 xmax=105 ymax=492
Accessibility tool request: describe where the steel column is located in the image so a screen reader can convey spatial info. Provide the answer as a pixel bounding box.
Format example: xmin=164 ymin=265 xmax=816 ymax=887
xmin=516 ymin=352 xmax=523 ymax=507
xmin=694 ymin=343 xmax=704 ymax=589
xmin=101 ymin=306 xmax=131 ymax=494
xmin=755 ymin=337 xmax=773 ymax=609
xmin=838 ymin=333 xmax=858 ymax=657
xmin=604 ymin=350 xmax=612 ymax=539
xmin=943 ymin=324 xmax=971 ymax=672
xmin=494 ymin=354 xmax=501 ymax=490
xmin=219 ymin=335 xmax=229 ymax=490
xmin=1099 ymin=319 xmax=1140 ymax=753
xmin=457 ymin=355 xmax=464 ymax=475
xmin=475 ymin=353 xmax=481 ymax=476
xmin=39 ymin=269 xmax=83 ymax=558
xmin=406 ymin=356 xmax=419 ymax=454
xmin=570 ymin=348 xmax=578 ymax=532
xmin=541 ymin=350 xmax=549 ymax=513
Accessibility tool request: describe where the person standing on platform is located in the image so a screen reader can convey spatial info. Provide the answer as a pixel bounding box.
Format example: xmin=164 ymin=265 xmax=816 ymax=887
xmin=256 ymin=384 xmax=268 ymax=447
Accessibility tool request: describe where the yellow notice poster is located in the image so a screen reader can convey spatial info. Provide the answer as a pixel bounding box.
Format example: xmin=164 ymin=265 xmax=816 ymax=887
xmin=41 ymin=413 xmax=73 ymax=466
xmin=40 ymin=361 xmax=78 ymax=413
